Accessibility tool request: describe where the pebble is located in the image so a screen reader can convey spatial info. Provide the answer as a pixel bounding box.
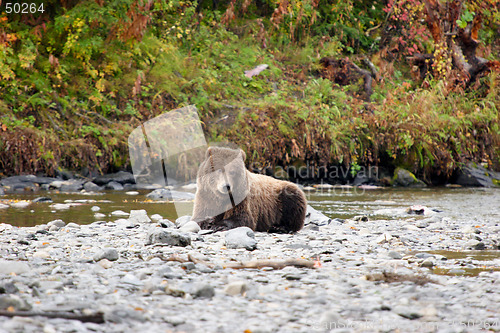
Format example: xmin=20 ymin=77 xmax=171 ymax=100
xmin=179 ymin=221 xmax=201 ymax=233
xmin=125 ymin=191 xmax=140 ymax=195
xmin=0 ymin=260 xmax=30 ymax=274
xmin=388 ymin=251 xmax=403 ymax=259
xmin=110 ymin=210 xmax=129 ymax=216
xmin=93 ymin=248 xmax=120 ymax=262
xmin=129 ymin=209 xmax=151 ymax=223
xmin=225 ymin=227 xmax=257 ymax=250
xmin=146 ymin=229 xmax=191 ymax=247
xmin=10 ymin=201 xmax=31 ymax=208
xmin=91 ymin=206 xmax=101 ymax=212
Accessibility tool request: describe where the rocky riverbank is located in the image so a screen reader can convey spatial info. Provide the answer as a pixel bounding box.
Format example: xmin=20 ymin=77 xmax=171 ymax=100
xmin=0 ymin=204 xmax=499 ymax=333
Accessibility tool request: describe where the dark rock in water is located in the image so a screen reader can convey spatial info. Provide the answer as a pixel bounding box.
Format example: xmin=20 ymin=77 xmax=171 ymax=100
xmin=146 ymin=230 xmax=191 ymax=247
xmin=33 ymin=197 xmax=52 ymax=203
xmin=146 ymin=189 xmax=195 ymax=201
xmin=83 ymin=181 xmax=104 ymax=192
xmin=0 ymin=187 xmax=4 ymax=196
xmin=392 ymin=168 xmax=426 ymax=187
xmin=93 ymin=171 xmax=136 ymax=186
xmin=105 ymin=181 xmax=124 ymax=191
xmin=454 ymin=162 xmax=500 ymax=187
xmin=474 ymin=242 xmax=486 ymax=250
xmin=5 ymin=181 xmax=38 ymax=192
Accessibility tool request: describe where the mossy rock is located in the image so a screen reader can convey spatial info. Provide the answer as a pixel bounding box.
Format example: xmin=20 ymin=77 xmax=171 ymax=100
xmin=392 ymin=168 xmax=426 ymax=187
xmin=454 ymin=162 xmax=500 ymax=187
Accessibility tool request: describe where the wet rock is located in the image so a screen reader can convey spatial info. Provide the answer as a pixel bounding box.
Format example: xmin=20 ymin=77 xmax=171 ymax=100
xmin=454 ymin=162 xmax=500 ymax=187
xmin=146 ymin=189 xmax=195 ymax=201
xmin=474 ymin=242 xmax=486 ymax=250
xmin=93 ymin=248 xmax=119 ymax=262
xmin=146 ymin=229 xmax=191 ymax=247
xmin=179 ymin=221 xmax=201 ymax=233
xmin=0 ymin=260 xmax=30 ymax=274
xmin=129 ymin=209 xmax=151 ymax=223
xmin=0 ymin=203 xmax=9 ymax=209
xmin=0 ymin=187 xmax=4 ymax=196
xmin=83 ymin=181 xmax=104 ymax=192
xmin=392 ymin=168 xmax=426 ymax=187
xmin=126 ymin=191 xmax=139 ymax=195
xmin=32 ymin=197 xmax=52 ymax=203
xmin=91 ymin=206 xmax=101 ymax=212
xmin=105 ymin=181 xmax=124 ymax=190
xmin=93 ymin=171 xmax=136 ymax=186
xmin=225 ymin=227 xmax=257 ymax=250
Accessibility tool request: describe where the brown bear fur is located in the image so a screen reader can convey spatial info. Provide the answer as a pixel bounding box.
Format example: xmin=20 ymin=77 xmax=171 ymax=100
xmin=192 ymin=147 xmax=307 ymax=233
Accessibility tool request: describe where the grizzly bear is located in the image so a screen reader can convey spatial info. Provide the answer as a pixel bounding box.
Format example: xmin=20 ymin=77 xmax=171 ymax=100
xmin=192 ymin=147 xmax=307 ymax=233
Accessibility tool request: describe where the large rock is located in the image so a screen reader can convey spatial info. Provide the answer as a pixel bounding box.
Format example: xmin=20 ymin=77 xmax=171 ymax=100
xmin=225 ymin=227 xmax=257 ymax=251
xmin=129 ymin=210 xmax=151 ymax=223
xmin=454 ymin=162 xmax=500 ymax=187
xmin=93 ymin=171 xmax=136 ymax=186
xmin=83 ymin=181 xmax=104 ymax=192
xmin=51 ymin=179 xmax=86 ymax=192
xmin=392 ymin=168 xmax=426 ymax=187
xmin=305 ymin=205 xmax=331 ymax=226
xmin=146 ymin=189 xmax=195 ymax=201
xmin=146 ymin=230 xmax=191 ymax=247
xmin=93 ymin=248 xmax=120 ymax=262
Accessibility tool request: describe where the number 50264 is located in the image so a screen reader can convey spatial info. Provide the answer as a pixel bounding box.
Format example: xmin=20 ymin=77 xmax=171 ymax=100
xmin=4 ymin=3 xmax=45 ymax=14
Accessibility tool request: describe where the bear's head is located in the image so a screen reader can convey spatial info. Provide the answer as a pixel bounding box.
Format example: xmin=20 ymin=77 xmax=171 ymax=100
xmin=196 ymin=147 xmax=249 ymax=207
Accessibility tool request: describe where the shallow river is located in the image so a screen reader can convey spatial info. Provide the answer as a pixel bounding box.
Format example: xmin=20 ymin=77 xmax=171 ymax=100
xmin=1 ymin=187 xmax=498 ymax=227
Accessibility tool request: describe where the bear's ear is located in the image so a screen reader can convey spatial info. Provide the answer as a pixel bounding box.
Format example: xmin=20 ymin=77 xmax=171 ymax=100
xmin=239 ymin=149 xmax=246 ymax=161
xmin=205 ymin=147 xmax=212 ymax=159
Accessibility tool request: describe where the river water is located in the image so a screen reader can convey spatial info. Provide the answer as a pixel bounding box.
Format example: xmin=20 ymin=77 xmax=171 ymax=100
xmin=0 ymin=187 xmax=498 ymax=227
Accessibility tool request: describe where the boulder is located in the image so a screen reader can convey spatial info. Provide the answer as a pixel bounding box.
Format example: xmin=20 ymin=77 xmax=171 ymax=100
xmin=454 ymin=162 xmax=500 ymax=187
xmin=93 ymin=171 xmax=136 ymax=186
xmin=392 ymin=168 xmax=426 ymax=187
xmin=225 ymin=227 xmax=257 ymax=251
xmin=146 ymin=230 xmax=191 ymax=247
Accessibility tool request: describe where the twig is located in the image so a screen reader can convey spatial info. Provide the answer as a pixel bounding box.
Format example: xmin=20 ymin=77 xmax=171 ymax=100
xmin=0 ymin=310 xmax=105 ymax=323
xmin=162 ymin=254 xmax=316 ymax=270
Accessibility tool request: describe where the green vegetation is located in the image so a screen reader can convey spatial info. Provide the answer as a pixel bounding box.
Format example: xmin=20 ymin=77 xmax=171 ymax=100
xmin=0 ymin=0 xmax=498 ymax=181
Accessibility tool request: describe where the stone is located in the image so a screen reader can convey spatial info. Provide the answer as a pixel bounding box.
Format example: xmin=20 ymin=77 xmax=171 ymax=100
xmin=146 ymin=229 xmax=191 ymax=247
xmin=0 ymin=203 xmax=9 ymax=209
xmin=420 ymin=258 xmax=435 ymax=267
xmin=179 ymin=221 xmax=201 ymax=233
xmin=58 ymin=179 xmax=85 ymax=192
xmin=93 ymin=171 xmax=136 ymax=186
xmin=175 ymin=216 xmax=192 ymax=228
xmin=376 ymin=233 xmax=393 ymax=244
xmin=111 ymin=210 xmax=129 ymax=217
xmin=48 ymin=219 xmax=65 ymax=228
xmin=10 ymin=201 xmax=31 ymax=208
xmin=105 ymin=181 xmax=124 ymax=190
xmin=192 ymin=283 xmax=215 ymax=299
xmin=150 ymin=214 xmax=163 ymax=221
xmin=0 ymin=281 xmax=18 ymax=294
xmin=159 ymin=219 xmax=176 ymax=228
xmin=83 ymin=181 xmax=104 ymax=192
xmin=125 ymin=191 xmax=139 ymax=195
xmin=93 ymin=248 xmax=119 ymax=262
xmin=392 ymin=168 xmax=426 ymax=187
xmin=0 ymin=260 xmax=30 ymax=275
xmin=146 ymin=189 xmax=195 ymax=201
xmin=225 ymin=227 xmax=257 ymax=251
xmin=454 ymin=162 xmax=500 ymax=187
xmin=129 ymin=209 xmax=151 ymax=223
xmin=305 ymin=205 xmax=331 ymax=226
xmin=91 ymin=206 xmax=101 ymax=212
xmin=224 ymin=281 xmax=249 ymax=296
xmin=0 ymin=294 xmax=32 ymax=311
xmin=388 ymin=251 xmax=403 ymax=259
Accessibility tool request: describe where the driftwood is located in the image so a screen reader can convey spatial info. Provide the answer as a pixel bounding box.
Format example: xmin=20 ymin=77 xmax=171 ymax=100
xmin=163 ymin=253 xmax=316 ymax=270
xmin=0 ymin=310 xmax=105 ymax=323
xmin=319 ymin=57 xmax=374 ymax=100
